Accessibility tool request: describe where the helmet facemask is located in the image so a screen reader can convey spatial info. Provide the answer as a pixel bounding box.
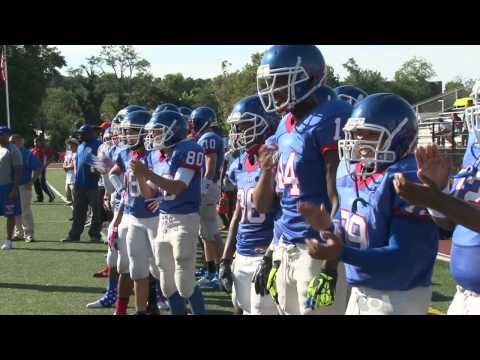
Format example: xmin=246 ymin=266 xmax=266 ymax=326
xmin=120 ymin=124 xmax=145 ymax=149
xmin=144 ymin=121 xmax=178 ymax=151
xmin=339 ymin=117 xmax=400 ymax=177
xmin=464 ymin=105 xmax=480 ymax=145
xmin=227 ymin=111 xmax=269 ymax=152
xmin=338 ymin=94 xmax=365 ymax=106
xmin=257 ymin=57 xmax=324 ymax=113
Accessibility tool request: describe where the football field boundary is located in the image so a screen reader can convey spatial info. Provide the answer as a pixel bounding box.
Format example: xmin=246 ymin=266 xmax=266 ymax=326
xmin=46 ymin=168 xmax=72 ymax=209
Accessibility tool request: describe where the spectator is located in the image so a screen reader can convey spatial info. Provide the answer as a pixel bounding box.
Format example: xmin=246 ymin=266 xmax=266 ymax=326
xmin=31 ymin=137 xmax=56 ymax=203
xmin=62 ymin=125 xmax=103 ymax=243
xmin=0 ymin=127 xmax=22 ymax=250
xmin=63 ymin=137 xmax=78 ymax=207
xmin=9 ymin=134 xmax=42 ymax=243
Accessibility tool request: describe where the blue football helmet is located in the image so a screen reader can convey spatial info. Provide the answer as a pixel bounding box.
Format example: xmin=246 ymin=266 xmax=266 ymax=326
xmin=112 ymin=105 xmax=146 ymax=144
xmin=338 ymin=93 xmax=418 ymax=177
xmin=335 ymin=85 xmax=368 ymax=106
xmin=119 ymin=110 xmax=151 ymax=148
xmin=155 ymin=103 xmax=179 ymax=113
xmin=257 ymin=45 xmax=326 ymax=113
xmin=227 ymin=95 xmax=280 ymax=152
xmin=313 ymin=86 xmax=337 ymax=104
xmin=190 ymin=106 xmax=217 ymax=135
xmin=144 ymin=110 xmax=188 ymax=150
xmin=178 ymin=106 xmax=192 ymax=119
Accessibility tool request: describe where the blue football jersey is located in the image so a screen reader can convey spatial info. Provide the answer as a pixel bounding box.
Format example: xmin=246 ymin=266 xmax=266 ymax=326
xmin=450 ymin=144 xmax=480 ymax=292
xmin=335 ymin=156 xmax=439 ymax=291
xmin=274 ymin=100 xmax=352 ymax=244
xmin=228 ymin=152 xmax=275 ymax=256
xmin=116 ymin=149 xmax=159 ymax=218
xmin=148 ymin=141 xmax=204 ymax=215
xmin=197 ymin=131 xmax=225 ymax=183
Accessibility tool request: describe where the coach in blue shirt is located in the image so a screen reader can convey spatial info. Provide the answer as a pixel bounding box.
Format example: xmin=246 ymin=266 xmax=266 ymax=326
xmin=62 ymin=124 xmax=103 ymax=243
xmin=10 ymin=134 xmax=42 ymax=243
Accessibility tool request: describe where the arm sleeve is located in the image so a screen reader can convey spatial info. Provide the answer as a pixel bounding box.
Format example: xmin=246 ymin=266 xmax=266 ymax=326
xmin=174 ymin=167 xmax=196 ymax=187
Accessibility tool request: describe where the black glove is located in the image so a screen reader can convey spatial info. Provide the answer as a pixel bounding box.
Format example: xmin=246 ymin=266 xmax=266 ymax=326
xmin=252 ymin=255 xmax=272 ymax=297
xmin=219 ymin=259 xmax=233 ymax=294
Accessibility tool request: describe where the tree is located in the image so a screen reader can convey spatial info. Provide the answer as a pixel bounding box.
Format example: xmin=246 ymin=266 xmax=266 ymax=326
xmin=0 ymin=45 xmax=65 ymax=139
xmin=325 ymin=65 xmax=340 ymax=88
xmin=445 ymin=76 xmax=477 ymax=95
xmin=392 ymin=57 xmax=438 ymax=103
xmin=341 ymin=58 xmax=389 ymax=94
xmin=39 ymin=87 xmax=83 ymax=153
xmin=66 ymin=57 xmax=107 ymax=124
xmin=93 ymin=45 xmax=151 ymax=109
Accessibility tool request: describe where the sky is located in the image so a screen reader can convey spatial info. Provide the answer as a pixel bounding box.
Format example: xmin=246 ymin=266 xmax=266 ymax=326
xmin=53 ymin=45 xmax=480 ymax=84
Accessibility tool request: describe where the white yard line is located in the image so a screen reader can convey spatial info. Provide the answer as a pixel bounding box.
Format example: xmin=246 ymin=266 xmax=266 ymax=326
xmin=46 ymin=181 xmax=73 ymax=210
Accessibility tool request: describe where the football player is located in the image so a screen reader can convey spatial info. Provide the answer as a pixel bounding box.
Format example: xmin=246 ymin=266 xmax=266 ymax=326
xmin=87 ymin=106 xmax=144 ymax=310
xmin=108 ymin=110 xmax=161 ymax=315
xmin=219 ymin=95 xmax=280 ymax=315
xmin=130 ymin=110 xmax=206 ymax=315
xmin=394 ymin=104 xmax=480 ymax=315
xmin=253 ymin=45 xmax=351 ymax=315
xmin=334 ymin=85 xmax=368 ymax=106
xmin=300 ymin=93 xmax=439 ymax=315
xmin=190 ymin=106 xmax=225 ymax=289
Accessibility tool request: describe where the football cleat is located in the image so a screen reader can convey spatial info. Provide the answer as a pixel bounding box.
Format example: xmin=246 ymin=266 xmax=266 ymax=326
xmin=86 ymin=290 xmax=117 ymax=309
xmin=197 ymin=273 xmax=220 ymax=290
xmin=1 ymin=240 xmax=13 ymax=250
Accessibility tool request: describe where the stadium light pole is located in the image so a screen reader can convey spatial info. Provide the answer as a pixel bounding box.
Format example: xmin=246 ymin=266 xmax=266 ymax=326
xmin=438 ymin=99 xmax=445 ymax=113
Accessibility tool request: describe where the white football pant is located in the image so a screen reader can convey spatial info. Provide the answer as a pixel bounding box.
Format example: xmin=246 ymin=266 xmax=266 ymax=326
xmin=274 ymin=243 xmax=348 ymax=315
xmin=447 ymin=286 xmax=480 ymax=315
xmin=199 ymin=182 xmax=221 ymax=241
xmin=231 ymin=253 xmax=277 ymax=315
xmin=155 ymin=213 xmax=200 ymax=299
xmin=125 ymin=214 xmax=160 ymax=280
xmin=346 ymin=285 xmax=432 ymax=315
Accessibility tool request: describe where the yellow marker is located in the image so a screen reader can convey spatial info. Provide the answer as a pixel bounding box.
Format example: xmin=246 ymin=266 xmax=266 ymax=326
xmin=428 ymin=307 xmax=445 ymax=315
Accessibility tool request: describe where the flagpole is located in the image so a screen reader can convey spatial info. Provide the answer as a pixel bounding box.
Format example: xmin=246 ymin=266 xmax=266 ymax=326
xmin=3 ymin=45 xmax=11 ymax=128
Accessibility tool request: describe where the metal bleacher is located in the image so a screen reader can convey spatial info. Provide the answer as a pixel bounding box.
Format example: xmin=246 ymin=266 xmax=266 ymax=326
xmin=414 ymin=87 xmax=470 ymax=173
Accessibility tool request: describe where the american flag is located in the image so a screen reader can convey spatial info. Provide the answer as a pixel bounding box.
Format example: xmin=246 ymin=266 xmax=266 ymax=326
xmin=0 ymin=48 xmax=7 ymax=83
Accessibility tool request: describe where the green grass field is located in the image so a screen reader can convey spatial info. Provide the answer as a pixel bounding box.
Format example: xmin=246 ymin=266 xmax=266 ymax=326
xmin=0 ymin=168 xmax=456 ymax=315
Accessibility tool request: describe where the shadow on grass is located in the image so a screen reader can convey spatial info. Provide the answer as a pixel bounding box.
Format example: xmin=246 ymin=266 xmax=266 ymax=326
xmin=431 ymin=291 xmax=453 ymax=302
xmin=0 ymin=282 xmax=104 ymax=294
xmin=12 ymin=247 xmax=106 ymax=254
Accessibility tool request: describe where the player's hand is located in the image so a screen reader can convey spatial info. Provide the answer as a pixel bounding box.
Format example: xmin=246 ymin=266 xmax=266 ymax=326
xmin=415 ymin=144 xmax=450 ymax=189
xmin=298 ymin=202 xmax=332 ymax=232
xmin=266 ymin=260 xmax=281 ymax=304
xmin=258 ymin=144 xmax=278 ymax=172
xmin=393 ymin=173 xmax=438 ymax=209
xmin=108 ymin=225 xmax=119 ymax=250
xmin=103 ymin=196 xmax=112 ymax=212
xmin=305 ymin=232 xmax=343 ymax=261
xmin=252 ymin=254 xmax=273 ymax=297
xmin=145 ymin=197 xmax=161 ymax=213
xmin=129 ymin=160 xmax=148 ymax=177
xmin=218 ymin=259 xmax=233 ymax=294
xmin=305 ymin=269 xmax=337 ymax=310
